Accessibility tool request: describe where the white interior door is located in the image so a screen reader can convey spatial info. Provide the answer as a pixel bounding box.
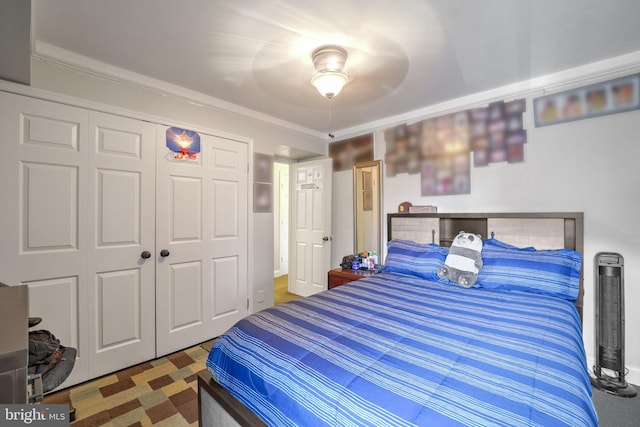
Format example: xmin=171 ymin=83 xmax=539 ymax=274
xmin=0 ymin=92 xmax=89 ymax=387
xmin=156 ymin=130 xmax=248 ymax=356
xmin=289 ymin=159 xmax=332 ymax=297
xmin=86 ymin=112 xmax=156 ymax=377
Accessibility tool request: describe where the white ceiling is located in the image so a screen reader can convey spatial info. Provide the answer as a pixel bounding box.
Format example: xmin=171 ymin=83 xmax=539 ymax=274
xmin=32 ymin=0 xmax=640 ymax=136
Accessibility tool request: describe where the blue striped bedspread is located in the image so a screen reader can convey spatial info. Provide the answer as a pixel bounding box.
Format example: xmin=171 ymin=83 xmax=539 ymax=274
xmin=206 ymin=272 xmax=597 ymax=426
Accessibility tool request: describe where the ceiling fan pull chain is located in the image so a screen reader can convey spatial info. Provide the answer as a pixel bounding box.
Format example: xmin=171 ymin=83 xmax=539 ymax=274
xmin=328 ymin=98 xmax=335 ymax=139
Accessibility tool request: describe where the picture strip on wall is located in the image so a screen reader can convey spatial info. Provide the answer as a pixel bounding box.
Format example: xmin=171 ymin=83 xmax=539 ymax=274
xmin=534 ymin=73 xmax=640 ymax=127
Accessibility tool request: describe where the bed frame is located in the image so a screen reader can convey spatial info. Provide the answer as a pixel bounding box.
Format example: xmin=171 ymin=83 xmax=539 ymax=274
xmin=386 ymin=211 xmax=584 ymax=318
xmin=198 ymin=211 xmax=584 ymax=427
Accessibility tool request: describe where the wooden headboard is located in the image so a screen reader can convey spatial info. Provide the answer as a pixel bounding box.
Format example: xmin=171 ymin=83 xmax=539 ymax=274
xmin=387 ymin=212 xmax=585 ymax=319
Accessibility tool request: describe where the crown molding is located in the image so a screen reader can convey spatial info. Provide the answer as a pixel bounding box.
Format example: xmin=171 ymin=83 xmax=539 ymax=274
xmin=33 ymin=41 xmax=326 ymax=140
xmin=334 ymin=49 xmax=640 ymax=140
xmin=0 ymin=77 xmax=257 ymax=146
xmin=30 ymin=41 xmax=640 ymax=143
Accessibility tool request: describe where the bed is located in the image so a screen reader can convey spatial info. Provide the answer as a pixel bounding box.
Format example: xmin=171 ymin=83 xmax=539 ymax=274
xmin=199 ymin=212 xmax=597 ymax=427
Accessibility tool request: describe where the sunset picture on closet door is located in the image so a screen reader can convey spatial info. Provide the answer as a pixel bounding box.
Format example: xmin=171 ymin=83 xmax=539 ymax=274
xmin=166 ymin=126 xmax=201 ymax=160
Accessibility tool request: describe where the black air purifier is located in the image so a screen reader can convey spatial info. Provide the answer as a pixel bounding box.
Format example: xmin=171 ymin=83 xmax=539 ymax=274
xmin=591 ymin=252 xmax=637 ymax=397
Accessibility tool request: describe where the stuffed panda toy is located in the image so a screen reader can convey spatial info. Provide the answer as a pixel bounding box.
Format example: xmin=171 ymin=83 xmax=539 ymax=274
xmin=437 ymin=231 xmax=483 ymax=287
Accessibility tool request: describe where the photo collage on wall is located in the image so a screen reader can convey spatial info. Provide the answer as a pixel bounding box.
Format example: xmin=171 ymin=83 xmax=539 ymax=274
xmin=384 ymin=98 xmax=527 ymax=196
xmin=328 ymin=133 xmax=374 ymax=172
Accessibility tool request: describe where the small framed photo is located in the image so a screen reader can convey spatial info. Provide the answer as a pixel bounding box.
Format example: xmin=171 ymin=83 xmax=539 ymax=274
xmin=505 ymin=98 xmax=526 ymax=115
xmin=254 ymin=153 xmax=273 ymax=183
xmin=253 ymin=183 xmax=272 ymax=213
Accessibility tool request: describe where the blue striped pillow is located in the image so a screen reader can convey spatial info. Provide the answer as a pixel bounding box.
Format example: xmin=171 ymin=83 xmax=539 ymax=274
xmin=477 ymin=238 xmax=582 ymax=301
xmin=384 ymin=240 xmax=448 ymax=281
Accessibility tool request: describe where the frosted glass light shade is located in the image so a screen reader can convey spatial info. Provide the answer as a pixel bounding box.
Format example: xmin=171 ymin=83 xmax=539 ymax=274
xmin=311 ymin=70 xmax=348 ymax=98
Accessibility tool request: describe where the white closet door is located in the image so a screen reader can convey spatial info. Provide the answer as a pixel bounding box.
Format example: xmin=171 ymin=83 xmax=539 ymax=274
xmin=207 ymin=135 xmax=248 ymax=335
xmin=0 ymin=92 xmax=89 ymax=387
xmin=86 ymin=112 xmax=156 ymax=377
xmin=156 ymin=130 xmax=248 ymax=356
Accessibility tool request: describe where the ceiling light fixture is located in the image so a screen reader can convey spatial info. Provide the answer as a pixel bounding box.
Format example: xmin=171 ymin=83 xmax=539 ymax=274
xmin=311 ymin=45 xmax=348 ymax=99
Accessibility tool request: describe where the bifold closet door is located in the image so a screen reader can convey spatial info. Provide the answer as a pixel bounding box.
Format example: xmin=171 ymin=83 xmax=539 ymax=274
xmin=155 ymin=131 xmax=248 ymax=356
xmin=86 ymin=112 xmax=156 ymax=377
xmin=0 ymin=92 xmax=89 ymax=387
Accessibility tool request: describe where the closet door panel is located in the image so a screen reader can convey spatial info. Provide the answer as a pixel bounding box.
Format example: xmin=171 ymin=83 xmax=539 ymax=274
xmin=96 ymin=269 xmax=142 ymax=349
xmin=165 ymin=177 xmax=204 ymax=333
xmin=207 ymin=137 xmax=248 ymax=330
xmin=97 ymin=169 xmax=141 ymax=245
xmin=170 ymin=261 xmax=203 ymax=329
xmin=0 ymin=92 xmax=89 ymax=387
xmin=87 ymin=112 xmax=156 ymax=377
xmin=22 ymin=113 xmax=80 ymax=150
xmin=212 ymin=256 xmax=239 ymax=316
xmin=156 ymin=128 xmax=208 ymax=356
xmin=170 ymin=176 xmax=203 ymax=242
xmin=156 ymin=130 xmax=248 ymax=356
xmin=21 ymin=162 xmax=78 ymax=252
xmin=210 ymin=179 xmax=240 ymax=318
xmin=25 ymin=276 xmax=80 ymax=363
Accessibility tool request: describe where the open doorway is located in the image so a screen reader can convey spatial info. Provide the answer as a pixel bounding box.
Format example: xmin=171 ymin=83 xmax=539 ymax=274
xmin=273 ymin=162 xmax=300 ymax=305
xmin=272 ymin=145 xmax=330 ymax=305
xmin=273 ymin=161 xmax=289 ymax=279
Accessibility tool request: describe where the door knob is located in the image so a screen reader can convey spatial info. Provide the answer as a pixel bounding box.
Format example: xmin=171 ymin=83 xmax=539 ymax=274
xmin=160 ymin=249 xmax=170 ymax=257
xmin=140 ymin=251 xmax=151 ymax=259
xmin=322 ymin=236 xmax=332 ymax=241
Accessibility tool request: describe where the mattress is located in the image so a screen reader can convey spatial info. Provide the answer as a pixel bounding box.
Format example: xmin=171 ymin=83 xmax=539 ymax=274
xmin=206 ymin=272 xmax=597 ymax=426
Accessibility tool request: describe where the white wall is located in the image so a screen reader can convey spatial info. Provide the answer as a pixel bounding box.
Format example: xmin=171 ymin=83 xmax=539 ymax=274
xmin=373 ymin=98 xmax=640 ymax=384
xmin=331 ymin=170 xmax=355 ymax=268
xmin=0 ymin=0 xmax=31 ymax=85
xmin=29 ymin=60 xmax=327 ymax=314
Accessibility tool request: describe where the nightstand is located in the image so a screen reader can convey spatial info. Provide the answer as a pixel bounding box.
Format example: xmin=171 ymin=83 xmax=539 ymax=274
xmin=328 ymin=268 xmax=378 ymax=289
